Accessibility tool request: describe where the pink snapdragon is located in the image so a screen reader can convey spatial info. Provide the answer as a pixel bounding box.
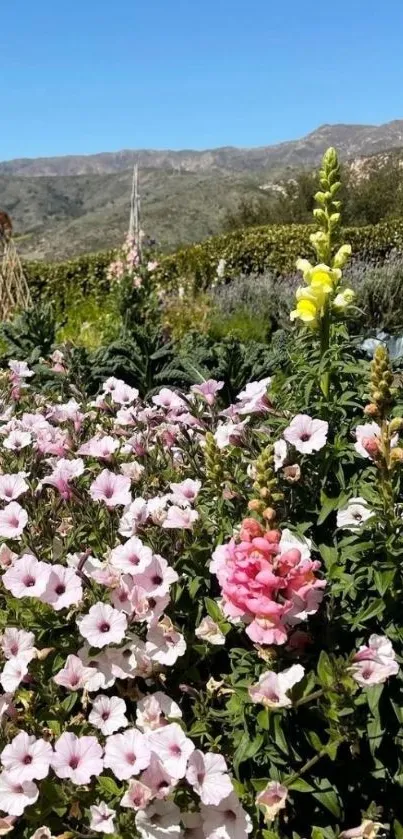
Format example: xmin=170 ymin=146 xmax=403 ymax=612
xmin=0 ymin=503 xmax=28 ymax=540
xmin=211 ymin=530 xmax=324 ymax=645
xmin=52 ymin=732 xmax=103 ymax=785
xmin=89 ymin=470 xmax=131 ymax=508
xmin=283 ymin=414 xmax=328 ymax=454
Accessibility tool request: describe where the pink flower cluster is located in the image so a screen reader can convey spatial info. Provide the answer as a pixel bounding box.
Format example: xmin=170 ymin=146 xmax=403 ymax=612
xmin=211 ymin=521 xmax=325 ymax=645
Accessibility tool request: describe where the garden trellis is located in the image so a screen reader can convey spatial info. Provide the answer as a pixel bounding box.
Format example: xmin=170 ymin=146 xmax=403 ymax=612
xmin=0 ymin=214 xmax=32 ymax=320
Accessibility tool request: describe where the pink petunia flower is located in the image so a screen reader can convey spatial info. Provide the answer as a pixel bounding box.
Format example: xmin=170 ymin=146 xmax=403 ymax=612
xmin=214 ymin=420 xmax=248 ymax=450
xmin=0 ymin=474 xmax=29 ymax=502
xmin=41 ymin=565 xmax=83 ymax=611
xmin=146 ymin=618 xmax=186 ymax=666
xmin=134 ymin=555 xmax=178 ymax=598
xmin=53 ymin=655 xmax=100 ymax=691
xmin=191 ymin=380 xmax=224 ymax=406
xmin=89 ymin=695 xmax=128 ymax=735
xmin=120 ymin=778 xmax=152 ymax=810
xmin=89 ymin=470 xmax=131 ymax=508
xmin=283 ymin=414 xmax=328 ymax=454
xmin=148 ymin=722 xmax=194 ymax=779
xmin=0 ymin=503 xmax=28 ymax=540
xmin=186 ymin=750 xmax=233 ymax=805
xmin=8 ymin=361 xmax=34 ymax=379
xmin=135 ymin=800 xmax=182 ymax=839
xmin=256 ymin=781 xmax=288 ymax=822
xmin=89 ymin=801 xmax=116 ymax=834
xmin=110 ymin=536 xmax=153 ymax=574
xmin=200 ymin=792 xmax=252 ymax=839
xmin=136 ymin=692 xmax=182 ymax=732
xmin=236 ymin=377 xmax=272 ymax=414
xmin=140 ymin=753 xmax=176 ymax=798
xmin=104 ymin=729 xmax=151 ymax=780
xmin=3 ymin=430 xmax=32 ymax=452
xmin=0 ymin=772 xmax=38 ymax=816
xmin=78 ymin=435 xmax=119 ymax=460
xmin=152 ymin=388 xmax=185 ymax=412
xmin=195 ymin=616 xmax=225 ymax=646
xmin=118 ymin=498 xmax=148 ymax=537
xmin=42 ymin=458 xmax=84 ymax=500
xmin=0 ymin=658 xmax=29 ymax=692
xmin=78 ymin=602 xmax=127 ymax=648
xmin=169 ymin=478 xmax=201 ymax=505
xmin=2 ymin=555 xmax=50 ymax=598
xmin=249 ymin=664 xmax=305 ymax=708
xmin=103 ymin=378 xmax=139 ymax=406
xmin=350 ymin=634 xmax=399 ymax=686
xmin=0 ymin=628 xmax=36 ymax=662
xmin=51 ymin=732 xmax=103 ymax=785
xmin=274 ymin=439 xmax=288 ymax=471
xmin=162 ymin=506 xmax=199 ymax=530
xmin=1 ymin=732 xmax=52 ymax=782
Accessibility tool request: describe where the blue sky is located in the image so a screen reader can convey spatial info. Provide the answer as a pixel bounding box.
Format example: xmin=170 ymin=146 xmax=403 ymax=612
xmin=1 ymin=0 xmax=403 ymax=159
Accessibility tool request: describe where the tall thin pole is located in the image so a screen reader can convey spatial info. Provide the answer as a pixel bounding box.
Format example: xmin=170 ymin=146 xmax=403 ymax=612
xmin=129 ymin=163 xmax=142 ymax=263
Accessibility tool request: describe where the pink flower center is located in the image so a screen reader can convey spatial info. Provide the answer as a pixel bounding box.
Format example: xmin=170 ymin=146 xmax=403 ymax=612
xmin=10 ymin=644 xmax=18 ymax=655
xmin=101 ymin=711 xmax=110 ymax=721
xmin=99 ymin=622 xmax=111 ymax=633
xmin=9 ymin=516 xmax=20 ymax=528
xmin=69 ymin=756 xmax=80 ymax=769
xmin=23 ymin=576 xmax=36 ymax=587
xmin=103 ymin=486 xmax=114 ymax=499
xmin=55 ymin=584 xmax=66 ymax=595
xmin=152 ymin=575 xmax=163 ymax=585
xmin=170 ymin=744 xmax=182 ymax=757
xmin=300 ymin=433 xmax=311 ymax=442
xmin=126 ymin=752 xmax=136 ymax=764
xmin=23 ymin=754 xmax=33 ymax=765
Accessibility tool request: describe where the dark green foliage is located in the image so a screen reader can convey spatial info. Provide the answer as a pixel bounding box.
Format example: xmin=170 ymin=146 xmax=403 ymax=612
xmin=0 ymin=304 xmax=59 ymax=363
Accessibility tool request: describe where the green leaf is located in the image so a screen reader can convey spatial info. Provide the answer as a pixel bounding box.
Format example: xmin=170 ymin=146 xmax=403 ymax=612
xmin=366 ymin=684 xmax=383 ymax=717
xmin=393 ymin=822 xmax=403 ymax=839
xmin=288 ymin=778 xmax=315 ymax=792
xmin=317 ymin=494 xmax=341 ymax=526
xmin=313 ymin=788 xmax=342 ymax=818
xmin=204 ymin=597 xmax=224 ymax=623
xmin=351 ymin=599 xmax=385 ymax=628
xmin=373 ymin=568 xmax=395 ymax=596
xmin=233 ymin=732 xmax=263 ymax=774
xmin=97 ymin=775 xmax=122 ymax=797
xmin=318 ymin=544 xmax=338 ymax=571
xmin=317 ymin=651 xmax=334 ymax=687
xmin=61 ymin=692 xmax=78 ymax=713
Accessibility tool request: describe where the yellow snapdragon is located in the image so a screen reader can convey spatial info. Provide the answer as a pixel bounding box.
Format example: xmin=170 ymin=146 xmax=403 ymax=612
xmin=290 ymin=286 xmax=325 ymax=324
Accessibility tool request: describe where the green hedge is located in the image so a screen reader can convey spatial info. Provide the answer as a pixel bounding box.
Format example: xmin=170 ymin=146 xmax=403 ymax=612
xmin=23 ymin=218 xmax=403 ymax=306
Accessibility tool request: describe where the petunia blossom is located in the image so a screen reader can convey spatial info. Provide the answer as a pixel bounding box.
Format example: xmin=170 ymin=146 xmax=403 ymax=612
xmin=0 ymin=628 xmax=35 ymax=662
xmin=89 ymin=695 xmax=128 ymax=735
xmin=200 ymin=791 xmax=253 ymax=839
xmin=104 ymin=729 xmax=151 ymax=779
xmin=41 ymin=565 xmax=83 ymax=611
xmin=195 ymin=616 xmax=225 ymax=646
xmin=256 ymin=781 xmax=288 ymax=822
xmin=0 ymin=773 xmax=38 ymax=816
xmin=51 ymin=732 xmax=103 ymax=785
xmin=89 ymin=470 xmax=131 ymax=508
xmin=191 ymin=379 xmax=224 ymax=405
xmin=120 ymin=778 xmax=152 ymax=810
xmin=89 ymin=802 xmax=116 ymax=834
xmin=148 ymin=722 xmax=194 ymax=779
xmin=162 ymin=505 xmax=199 ymax=530
xmin=2 ymin=555 xmax=50 ymax=599
xmin=283 ymin=414 xmax=328 ymax=454
xmin=136 ymin=692 xmax=182 ymax=732
xmin=53 ymin=655 xmax=101 ymax=692
xmin=135 ymin=800 xmax=182 ymax=839
xmin=110 ymin=536 xmax=153 ymax=574
xmin=0 ymin=503 xmax=28 ymax=540
xmin=78 ymin=602 xmax=127 ymax=648
xmin=186 ymin=750 xmax=233 ymax=805
xmin=0 ymin=474 xmax=29 ymax=503
xmin=249 ymin=664 xmax=305 ymax=708
xmin=1 ymin=732 xmax=52 ymax=782
xmin=336 ymin=497 xmax=374 ymax=530
xmin=350 ymin=634 xmax=399 ymax=686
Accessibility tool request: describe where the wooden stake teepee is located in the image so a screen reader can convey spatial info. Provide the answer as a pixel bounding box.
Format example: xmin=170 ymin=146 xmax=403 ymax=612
xmin=0 ymin=212 xmax=32 ymax=320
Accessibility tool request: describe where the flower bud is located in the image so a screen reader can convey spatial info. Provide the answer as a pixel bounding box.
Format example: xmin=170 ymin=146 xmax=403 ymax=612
xmin=390 ymin=447 xmax=403 ymax=465
xmin=389 ymin=417 xmax=403 ymax=434
xmin=262 ymin=507 xmax=277 ymax=523
xmin=362 ymin=437 xmax=381 ymax=458
xmin=364 ymin=403 xmax=379 ymax=417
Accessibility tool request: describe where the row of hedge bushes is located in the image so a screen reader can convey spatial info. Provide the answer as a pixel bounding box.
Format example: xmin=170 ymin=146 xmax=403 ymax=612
xmin=23 ymin=217 xmax=403 ymax=306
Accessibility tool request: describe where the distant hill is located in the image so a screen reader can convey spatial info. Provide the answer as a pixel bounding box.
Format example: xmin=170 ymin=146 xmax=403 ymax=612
xmin=1 ymin=120 xmax=403 ymax=260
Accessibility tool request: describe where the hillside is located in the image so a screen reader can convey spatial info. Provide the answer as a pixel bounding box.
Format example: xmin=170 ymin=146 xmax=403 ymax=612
xmin=1 ymin=120 xmax=403 ymax=260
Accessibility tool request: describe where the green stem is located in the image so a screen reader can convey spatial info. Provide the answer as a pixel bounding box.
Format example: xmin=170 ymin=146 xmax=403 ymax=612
xmin=320 ymin=300 xmax=330 ymax=400
xmin=293 ymin=688 xmax=325 ymax=708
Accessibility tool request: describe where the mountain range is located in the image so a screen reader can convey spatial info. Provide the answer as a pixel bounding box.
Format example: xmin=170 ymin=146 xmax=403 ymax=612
xmin=1 ymin=120 xmax=403 ymax=260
